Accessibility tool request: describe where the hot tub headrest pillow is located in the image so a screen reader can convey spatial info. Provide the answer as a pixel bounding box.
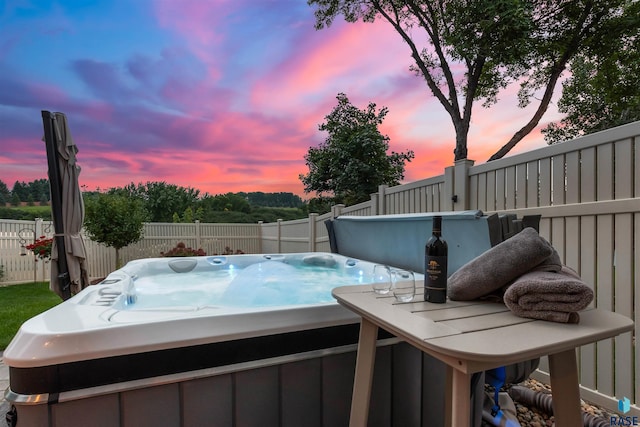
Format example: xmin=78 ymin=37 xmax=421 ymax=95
xmin=448 ymin=227 xmax=561 ymax=301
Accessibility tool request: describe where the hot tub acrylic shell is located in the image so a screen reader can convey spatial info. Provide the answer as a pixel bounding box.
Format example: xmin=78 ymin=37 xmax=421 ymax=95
xmin=5 ymin=252 xmax=380 ymax=369
xmin=3 ymin=252 xmax=477 ymax=427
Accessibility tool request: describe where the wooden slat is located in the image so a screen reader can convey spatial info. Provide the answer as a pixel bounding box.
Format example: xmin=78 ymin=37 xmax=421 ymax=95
xmin=487 ymin=170 xmax=496 ymax=211
xmin=539 ymin=157 xmax=552 ymax=206
xmin=552 ymin=154 xmax=566 ymax=205
xmin=565 ymin=218 xmax=579 ymax=274
xmin=597 ymin=143 xmax=614 ymax=201
xmin=526 ymin=160 xmax=539 ymax=207
xmin=581 ymin=147 xmax=596 ymax=202
xmin=615 ymin=138 xmax=633 ymax=199
xmin=635 ymin=212 xmax=640 ymax=402
xmin=437 ymin=310 xmax=534 ymax=333
xmin=412 ymin=302 xmax=510 ymax=322
xmin=516 ymin=163 xmax=528 ymax=209
xmin=550 ymin=217 xmax=566 ymax=262
xmin=596 ymin=214 xmax=614 ymax=395
xmin=495 ymin=168 xmax=506 ymax=211
xmin=469 ymin=174 xmax=479 ymax=210
xmin=566 ymin=151 xmax=580 ymax=204
xmin=614 ymin=213 xmax=634 ymax=399
xmin=478 ymin=172 xmax=488 ymax=212
xmin=579 ymin=215 xmax=597 ymax=389
xmin=506 ymin=165 xmax=516 ymax=209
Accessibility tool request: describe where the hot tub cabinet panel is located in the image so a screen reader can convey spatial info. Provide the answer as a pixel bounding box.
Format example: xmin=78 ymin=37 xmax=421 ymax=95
xmin=7 ymin=341 xmax=455 ymax=427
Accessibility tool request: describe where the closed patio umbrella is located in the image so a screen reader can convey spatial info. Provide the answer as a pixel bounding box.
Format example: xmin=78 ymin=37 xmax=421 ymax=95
xmin=42 ymin=110 xmax=89 ymax=300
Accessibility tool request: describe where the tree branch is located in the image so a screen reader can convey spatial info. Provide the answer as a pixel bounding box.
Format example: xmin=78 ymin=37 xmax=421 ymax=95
xmin=371 ymin=0 xmax=459 ymax=121
xmin=488 ymin=1 xmax=600 ymax=161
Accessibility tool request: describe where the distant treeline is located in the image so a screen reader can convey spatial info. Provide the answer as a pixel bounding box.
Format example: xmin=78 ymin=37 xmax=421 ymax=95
xmin=0 ymin=179 xmax=49 ymax=205
xmin=0 ymin=179 xmax=310 ymax=223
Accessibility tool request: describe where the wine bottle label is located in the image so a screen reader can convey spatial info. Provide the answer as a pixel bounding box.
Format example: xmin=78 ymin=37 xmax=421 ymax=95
xmin=425 ymin=256 xmax=447 ymax=285
xmin=425 ymin=255 xmax=447 ymax=303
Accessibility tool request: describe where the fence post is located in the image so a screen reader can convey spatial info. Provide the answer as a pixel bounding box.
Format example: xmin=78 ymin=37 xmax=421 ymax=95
xmin=377 ymin=185 xmax=388 ymax=215
xmin=453 ymin=159 xmax=474 ymax=210
xmin=309 ymin=213 xmax=318 ymax=252
xmin=444 ymin=166 xmax=455 ymax=211
xmin=34 ymin=218 xmax=43 ymax=283
xmin=258 ymin=221 xmax=264 ymax=254
xmin=331 ymin=204 xmax=345 ymax=219
xmin=369 ymin=193 xmax=379 ymax=215
xmin=277 ymin=219 xmax=282 ymax=253
xmin=195 ymin=220 xmax=201 ymax=249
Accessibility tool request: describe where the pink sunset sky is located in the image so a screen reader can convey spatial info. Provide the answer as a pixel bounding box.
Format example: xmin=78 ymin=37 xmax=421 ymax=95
xmin=0 ymin=0 xmax=564 ymax=198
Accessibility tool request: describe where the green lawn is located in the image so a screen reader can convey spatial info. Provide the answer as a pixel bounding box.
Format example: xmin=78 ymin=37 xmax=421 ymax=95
xmin=0 ymin=282 xmax=61 ymax=350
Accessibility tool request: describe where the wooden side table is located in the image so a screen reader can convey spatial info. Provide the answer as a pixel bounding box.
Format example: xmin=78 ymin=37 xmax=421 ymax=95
xmin=332 ymin=286 xmax=634 ymax=427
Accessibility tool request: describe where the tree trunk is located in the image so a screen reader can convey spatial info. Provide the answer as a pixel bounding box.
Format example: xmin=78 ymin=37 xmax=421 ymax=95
xmin=453 ymin=118 xmax=470 ymax=160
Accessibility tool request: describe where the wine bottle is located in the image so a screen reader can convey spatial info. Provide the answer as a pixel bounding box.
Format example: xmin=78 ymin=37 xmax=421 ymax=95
xmin=424 ymin=215 xmax=448 ymax=303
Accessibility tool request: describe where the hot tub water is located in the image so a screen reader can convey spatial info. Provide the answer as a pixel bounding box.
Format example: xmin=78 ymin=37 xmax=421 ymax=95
xmin=127 ymin=259 xmax=369 ymax=309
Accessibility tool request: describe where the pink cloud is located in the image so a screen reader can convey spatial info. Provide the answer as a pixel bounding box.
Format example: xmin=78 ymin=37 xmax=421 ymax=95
xmin=250 ymin=20 xmax=411 ymax=114
xmin=1 ymin=1 xmax=569 ymax=201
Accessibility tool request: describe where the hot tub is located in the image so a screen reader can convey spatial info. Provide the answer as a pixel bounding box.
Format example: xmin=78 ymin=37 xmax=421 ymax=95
xmin=4 ymin=252 xmax=452 ymax=427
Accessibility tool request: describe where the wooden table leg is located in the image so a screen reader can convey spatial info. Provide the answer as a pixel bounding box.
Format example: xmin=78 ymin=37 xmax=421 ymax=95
xmin=450 ymin=368 xmax=471 ymax=427
xmin=548 ymin=349 xmax=582 ymax=427
xmin=444 ymin=365 xmax=453 ymax=427
xmin=349 ymin=318 xmax=379 ymax=427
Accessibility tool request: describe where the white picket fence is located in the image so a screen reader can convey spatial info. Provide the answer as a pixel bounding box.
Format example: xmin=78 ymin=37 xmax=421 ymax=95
xmin=1 ymin=121 xmax=639 ymax=414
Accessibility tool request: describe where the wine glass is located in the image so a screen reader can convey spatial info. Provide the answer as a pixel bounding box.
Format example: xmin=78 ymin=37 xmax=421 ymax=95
xmin=391 ymin=269 xmax=415 ymax=302
xmin=372 ymin=265 xmax=392 ymax=294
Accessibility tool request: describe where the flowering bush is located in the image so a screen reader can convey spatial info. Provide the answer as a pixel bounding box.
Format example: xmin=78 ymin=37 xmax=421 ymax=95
xmin=26 ymin=236 xmax=53 ymax=261
xmin=160 ymin=242 xmax=206 ymax=257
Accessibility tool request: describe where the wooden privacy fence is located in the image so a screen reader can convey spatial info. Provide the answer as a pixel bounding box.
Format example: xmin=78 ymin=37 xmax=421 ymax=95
xmin=327 ymin=121 xmax=640 ymax=415
xmin=0 ymin=121 xmax=639 ymax=414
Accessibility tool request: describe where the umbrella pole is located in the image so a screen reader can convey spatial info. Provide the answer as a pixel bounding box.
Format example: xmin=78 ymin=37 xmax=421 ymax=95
xmin=42 ymin=110 xmax=71 ymax=300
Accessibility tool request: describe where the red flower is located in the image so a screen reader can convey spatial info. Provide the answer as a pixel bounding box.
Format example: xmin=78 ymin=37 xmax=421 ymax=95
xmin=26 ymin=236 xmax=53 ymax=261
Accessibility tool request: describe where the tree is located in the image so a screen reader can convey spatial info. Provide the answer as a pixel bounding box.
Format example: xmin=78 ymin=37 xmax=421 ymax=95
xmin=300 ymin=93 xmax=414 ymax=205
xmin=28 ymin=179 xmax=50 ymax=203
xmin=199 ymin=193 xmax=251 ymax=214
xmin=0 ymin=180 xmax=10 ymax=204
xmin=308 ymin=0 xmax=633 ymax=161
xmin=5 ymin=179 xmax=50 ymax=204
xmin=183 ymin=207 xmax=194 ymax=223
xmin=243 ymin=191 xmax=305 ymax=208
xmin=543 ymin=1 xmax=640 ymax=143
xmin=83 ymin=192 xmax=147 ymax=269
xmin=307 ymin=196 xmax=335 ymax=215
xmin=11 ymin=181 xmax=29 ymax=202
xmin=113 ymin=182 xmax=200 ymax=223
